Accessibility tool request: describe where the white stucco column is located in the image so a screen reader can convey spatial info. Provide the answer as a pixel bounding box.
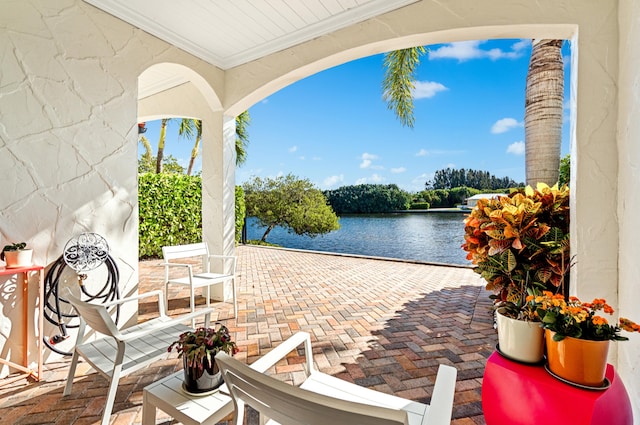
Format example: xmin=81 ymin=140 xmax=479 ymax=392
xmin=201 ymin=113 xmax=236 ymax=301
xmin=617 ymin=0 xmax=640 ymax=416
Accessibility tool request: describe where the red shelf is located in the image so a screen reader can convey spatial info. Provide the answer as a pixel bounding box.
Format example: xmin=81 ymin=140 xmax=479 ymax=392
xmin=0 ymin=264 xmax=44 ymax=383
xmin=482 ymin=351 xmax=633 ymax=425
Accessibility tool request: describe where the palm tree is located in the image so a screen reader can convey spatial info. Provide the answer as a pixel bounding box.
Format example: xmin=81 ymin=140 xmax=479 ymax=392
xmin=383 ymin=41 xmax=565 ymax=186
xmin=178 ymin=118 xmax=202 ymax=176
xmin=524 ymin=39 xmax=564 ymax=186
xmin=177 ymin=112 xmax=250 ymax=174
xmin=155 ymin=118 xmax=170 ymax=173
xmin=235 ymin=111 xmax=250 ymax=166
xmin=138 ymin=134 xmax=154 ymax=173
xmin=382 ymin=47 xmax=425 ymax=128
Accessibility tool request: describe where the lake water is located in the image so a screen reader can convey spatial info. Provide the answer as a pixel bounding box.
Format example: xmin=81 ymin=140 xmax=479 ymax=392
xmin=245 ymin=212 xmax=471 ymax=266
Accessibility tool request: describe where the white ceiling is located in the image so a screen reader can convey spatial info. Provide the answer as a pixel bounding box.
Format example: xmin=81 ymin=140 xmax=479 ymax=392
xmin=85 ymin=0 xmax=418 ymax=70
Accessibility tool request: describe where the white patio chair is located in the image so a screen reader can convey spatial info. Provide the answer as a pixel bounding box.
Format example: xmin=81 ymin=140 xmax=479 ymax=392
xmin=216 ymin=331 xmax=457 ymax=425
xmin=161 ymin=242 xmax=237 ymax=324
xmin=63 ymin=289 xmax=213 ymax=425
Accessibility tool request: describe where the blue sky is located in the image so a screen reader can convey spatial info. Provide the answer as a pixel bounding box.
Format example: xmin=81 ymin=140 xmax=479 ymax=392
xmin=141 ymin=39 xmax=571 ymax=193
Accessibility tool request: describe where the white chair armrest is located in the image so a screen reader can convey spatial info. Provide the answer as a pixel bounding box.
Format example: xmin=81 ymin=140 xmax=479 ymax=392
xmin=425 ymin=364 xmax=457 ymax=425
xmin=99 ymin=289 xmax=168 ymax=317
xmin=249 ymin=331 xmax=313 ymax=374
xmin=99 ymin=289 xmax=164 ymax=308
xmin=118 ymin=307 xmax=215 ymax=342
xmin=161 ymin=262 xmax=194 ymax=269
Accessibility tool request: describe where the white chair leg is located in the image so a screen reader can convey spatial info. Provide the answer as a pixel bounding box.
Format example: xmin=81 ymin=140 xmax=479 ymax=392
xmin=232 ymin=277 xmax=237 ymax=318
xmin=164 ymin=281 xmax=170 ymax=312
xmin=233 ymin=399 xmax=245 ymax=425
xmin=101 ymin=365 xmax=123 ymax=425
xmin=190 ymin=286 xmax=196 ymax=328
xmin=63 ymin=350 xmax=80 ymax=396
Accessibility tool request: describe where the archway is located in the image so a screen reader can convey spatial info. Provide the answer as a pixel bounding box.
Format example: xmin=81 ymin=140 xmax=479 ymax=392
xmin=137 ymin=63 xmax=236 ymax=301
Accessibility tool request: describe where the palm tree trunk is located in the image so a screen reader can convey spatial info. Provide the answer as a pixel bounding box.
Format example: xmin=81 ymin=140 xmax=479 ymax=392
xmin=187 ymin=133 xmax=201 ymax=176
xmin=524 ymin=39 xmax=564 ymax=186
xmin=155 ymin=118 xmax=169 ymax=174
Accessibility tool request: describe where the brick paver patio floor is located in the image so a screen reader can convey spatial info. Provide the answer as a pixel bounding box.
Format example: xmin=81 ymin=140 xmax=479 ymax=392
xmin=0 ymin=245 xmax=495 ymax=424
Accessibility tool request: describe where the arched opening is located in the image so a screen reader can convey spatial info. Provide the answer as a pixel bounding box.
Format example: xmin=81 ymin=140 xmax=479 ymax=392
xmin=137 ymin=62 xmax=235 ymax=271
xmin=232 ymin=37 xmax=572 ymax=267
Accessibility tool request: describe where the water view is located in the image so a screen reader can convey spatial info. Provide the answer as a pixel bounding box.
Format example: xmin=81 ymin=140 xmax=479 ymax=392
xmin=245 ymin=213 xmax=471 ymax=266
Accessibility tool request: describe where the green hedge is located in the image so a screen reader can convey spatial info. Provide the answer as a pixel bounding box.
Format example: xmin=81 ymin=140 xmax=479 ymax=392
xmin=235 ymin=186 xmax=245 ymax=243
xmin=138 ymin=173 xmax=247 ymax=258
xmin=409 ymin=202 xmax=430 ymax=210
xmin=139 ymin=173 xmax=203 ymax=258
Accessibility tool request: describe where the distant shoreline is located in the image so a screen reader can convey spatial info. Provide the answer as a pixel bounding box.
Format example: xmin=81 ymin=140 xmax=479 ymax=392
xmin=391 ymin=208 xmax=470 ymax=214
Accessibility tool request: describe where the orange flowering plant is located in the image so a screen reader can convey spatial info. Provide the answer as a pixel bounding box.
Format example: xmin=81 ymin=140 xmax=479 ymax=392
xmin=461 ymin=183 xmax=570 ymax=320
xmin=534 ymin=291 xmax=640 ymax=341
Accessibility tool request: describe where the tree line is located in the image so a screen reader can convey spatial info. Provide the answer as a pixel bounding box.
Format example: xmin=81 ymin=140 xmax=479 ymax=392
xmin=323 ymin=184 xmax=412 ymax=214
xmin=426 ymin=168 xmax=523 ymax=190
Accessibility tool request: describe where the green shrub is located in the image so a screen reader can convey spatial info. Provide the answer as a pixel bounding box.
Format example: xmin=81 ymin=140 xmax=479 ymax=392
xmin=410 ymin=202 xmax=430 ymax=210
xmin=138 ymin=173 xmax=203 ymax=258
xmin=235 ymin=186 xmax=246 ymax=243
xmin=138 ymin=175 xmax=246 ymax=258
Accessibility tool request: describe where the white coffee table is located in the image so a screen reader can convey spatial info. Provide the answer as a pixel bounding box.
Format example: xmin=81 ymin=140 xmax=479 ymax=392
xmin=142 ymin=371 xmax=234 ymax=425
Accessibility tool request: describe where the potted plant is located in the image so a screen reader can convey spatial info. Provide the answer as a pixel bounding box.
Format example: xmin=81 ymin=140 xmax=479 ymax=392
xmin=168 ymin=323 xmax=238 ymax=394
xmin=535 ymin=291 xmax=640 ymax=387
xmin=461 ymin=183 xmax=570 ymax=363
xmin=1 ymin=242 xmax=33 ymax=268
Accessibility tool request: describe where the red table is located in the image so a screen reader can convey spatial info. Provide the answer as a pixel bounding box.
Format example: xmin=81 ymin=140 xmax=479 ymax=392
xmin=482 ymin=351 xmax=633 ymax=425
xmin=0 ymin=265 xmax=44 ymax=383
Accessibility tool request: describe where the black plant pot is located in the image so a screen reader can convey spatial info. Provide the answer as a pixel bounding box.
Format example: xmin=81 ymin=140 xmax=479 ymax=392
xmin=182 ymin=355 xmax=224 ymax=394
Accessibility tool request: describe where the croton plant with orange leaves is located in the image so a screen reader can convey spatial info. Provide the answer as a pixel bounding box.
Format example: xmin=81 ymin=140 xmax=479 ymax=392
xmin=461 ymin=183 xmax=570 ymax=318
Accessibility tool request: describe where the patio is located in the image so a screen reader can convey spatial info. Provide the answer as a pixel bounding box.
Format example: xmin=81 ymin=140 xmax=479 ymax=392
xmin=0 ymin=245 xmax=494 ymax=424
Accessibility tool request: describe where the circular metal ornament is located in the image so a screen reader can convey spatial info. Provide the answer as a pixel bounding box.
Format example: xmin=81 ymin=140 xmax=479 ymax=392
xmin=63 ymin=233 xmax=110 ymax=273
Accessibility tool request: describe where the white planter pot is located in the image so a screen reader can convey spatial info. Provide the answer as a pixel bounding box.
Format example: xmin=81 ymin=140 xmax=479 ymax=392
xmin=2 ymin=249 xmax=33 ymax=268
xmin=495 ymin=307 xmax=545 ymax=364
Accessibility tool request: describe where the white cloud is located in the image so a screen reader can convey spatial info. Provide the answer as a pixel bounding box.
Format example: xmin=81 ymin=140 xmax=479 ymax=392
xmin=429 ymin=39 xmax=529 ymax=62
xmin=412 ymin=81 xmax=448 ymax=99
xmin=312 ymin=156 xmax=322 ymax=161
xmin=355 ymin=174 xmax=385 ymax=185
xmin=359 ymin=152 xmax=379 ymax=169
xmin=491 ymin=117 xmax=522 ymax=134
xmin=507 ymin=141 xmax=525 ymax=155
xmin=511 ymin=39 xmax=531 ymax=52
xmin=323 ymin=174 xmax=344 ymax=188
xmin=408 ymin=173 xmax=434 ymax=192
xmin=288 ymin=145 xmax=298 ymax=153
xmin=299 ymin=156 xmax=305 ymax=160
xmin=415 ymin=148 xmax=466 ymax=157
xmin=390 ymin=167 xmax=406 ymax=173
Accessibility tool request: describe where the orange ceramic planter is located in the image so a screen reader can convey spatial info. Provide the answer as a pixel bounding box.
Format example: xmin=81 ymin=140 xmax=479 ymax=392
xmin=545 ymin=329 xmax=610 ymax=387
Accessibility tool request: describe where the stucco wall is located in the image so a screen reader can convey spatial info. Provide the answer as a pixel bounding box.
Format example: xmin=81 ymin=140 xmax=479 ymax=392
xmin=1 ymin=0 xmax=638 ymax=416
xmin=0 ymin=0 xmax=229 ymax=368
xmin=617 ymin=0 xmax=640 ymax=416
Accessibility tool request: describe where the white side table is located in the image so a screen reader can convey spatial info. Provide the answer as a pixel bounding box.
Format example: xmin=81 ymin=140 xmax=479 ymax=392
xmin=142 ymin=371 xmax=234 ymax=425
